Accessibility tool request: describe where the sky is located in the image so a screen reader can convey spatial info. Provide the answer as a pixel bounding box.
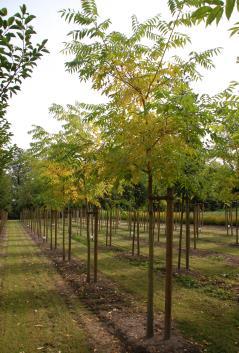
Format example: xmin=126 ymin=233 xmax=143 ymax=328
xmin=4 ymin=0 xmax=239 ymax=148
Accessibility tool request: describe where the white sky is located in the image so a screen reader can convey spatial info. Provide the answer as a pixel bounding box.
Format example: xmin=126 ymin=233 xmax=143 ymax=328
xmin=4 ymin=0 xmax=239 ymax=148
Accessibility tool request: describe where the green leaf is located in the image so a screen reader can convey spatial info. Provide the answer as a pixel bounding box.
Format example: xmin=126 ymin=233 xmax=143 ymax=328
xmin=20 ymin=4 xmax=27 ymax=15
xmin=206 ymin=6 xmax=222 ymax=25
xmin=25 ymin=15 xmax=36 ymax=24
xmin=237 ymin=0 xmax=239 ymax=11
xmin=225 ymin=0 xmax=236 ymax=19
xmin=0 ymin=8 xmax=8 ymax=16
xmin=192 ymin=6 xmax=212 ymax=19
xmin=204 ymin=0 xmax=223 ymax=4
xmin=216 ymin=7 xmax=224 ymax=24
xmin=7 ymin=17 xmax=15 ymax=26
xmin=17 ymin=32 xmax=24 ymax=40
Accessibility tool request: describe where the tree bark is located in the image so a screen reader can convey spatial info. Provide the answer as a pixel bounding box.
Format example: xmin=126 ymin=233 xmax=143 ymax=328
xmin=50 ymin=209 xmax=53 ymax=250
xmin=185 ymin=195 xmax=190 ymax=271
xmin=54 ymin=210 xmax=58 ymax=249
xmin=94 ymin=206 xmax=99 ymax=283
xmin=236 ymin=201 xmax=238 ymax=245
xmin=132 ymin=211 xmax=136 ymax=256
xmin=164 ymin=187 xmax=174 ymax=340
xmin=62 ymin=209 xmax=65 ymax=261
xmin=86 ymin=202 xmax=91 ymax=283
xmin=177 ymin=195 xmax=184 ymax=271
xmin=147 ymin=171 xmax=154 ymax=338
xmin=137 ymin=211 xmax=140 ymax=256
xmin=68 ymin=207 xmax=72 ymax=261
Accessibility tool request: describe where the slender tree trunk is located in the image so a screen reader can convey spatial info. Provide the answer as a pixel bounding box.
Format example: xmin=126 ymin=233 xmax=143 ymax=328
xmin=132 ymin=211 xmax=136 ymax=256
xmin=177 ymin=195 xmax=184 ymax=271
xmin=129 ymin=210 xmax=132 ymax=237
xmin=193 ymin=204 xmax=196 ymax=250
xmin=196 ymin=204 xmax=199 ymax=239
xmin=50 ymin=209 xmax=53 ymax=250
xmin=226 ymin=206 xmax=229 ymax=236
xmin=86 ymin=202 xmax=91 ymax=283
xmin=164 ymin=187 xmax=174 ymax=340
xmin=201 ymin=203 xmax=204 ymax=230
xmin=236 ymin=201 xmax=238 ymax=245
xmin=147 ymin=171 xmax=154 ymax=338
xmin=46 ymin=210 xmax=48 ymax=242
xmin=68 ymin=207 xmax=72 ymax=261
xmin=137 ymin=211 xmax=140 ymax=256
xmin=30 ymin=209 xmax=33 ymax=232
xmin=109 ymin=209 xmax=112 ymax=246
xmin=230 ymin=205 xmax=233 ymax=236
xmin=91 ymin=211 xmax=94 ymax=238
xmin=157 ymin=206 xmax=161 ymax=242
xmin=185 ymin=195 xmax=190 ymax=271
xmin=62 ymin=209 xmax=65 ymax=261
xmin=54 ymin=210 xmax=58 ymax=249
xmin=38 ymin=208 xmax=41 ymax=238
xmin=94 ymin=206 xmax=99 ymax=283
xmin=79 ymin=207 xmax=82 ymax=236
xmin=106 ymin=210 xmax=109 ymax=246
xmin=43 ymin=208 xmax=46 ymax=241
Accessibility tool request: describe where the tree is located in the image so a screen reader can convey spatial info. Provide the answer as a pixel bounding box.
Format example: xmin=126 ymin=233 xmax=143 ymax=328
xmin=0 ymin=4 xmax=48 ymax=118
xmin=61 ymin=0 xmax=219 ymax=338
xmin=29 ymin=103 xmax=111 ymax=277
xmin=0 ymin=172 xmax=12 ymax=212
xmin=0 ymin=116 xmax=12 ymax=171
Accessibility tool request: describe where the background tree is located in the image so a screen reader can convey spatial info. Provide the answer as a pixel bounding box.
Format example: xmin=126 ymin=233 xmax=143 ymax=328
xmin=0 ymin=4 xmax=48 ymax=118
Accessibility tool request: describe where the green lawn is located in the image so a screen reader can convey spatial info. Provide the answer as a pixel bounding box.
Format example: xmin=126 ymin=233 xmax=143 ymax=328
xmin=0 ymin=221 xmax=91 ymax=353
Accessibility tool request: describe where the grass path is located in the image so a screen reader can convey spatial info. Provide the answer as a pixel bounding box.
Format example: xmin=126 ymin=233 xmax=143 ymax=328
xmin=0 ymin=221 xmax=92 ymax=353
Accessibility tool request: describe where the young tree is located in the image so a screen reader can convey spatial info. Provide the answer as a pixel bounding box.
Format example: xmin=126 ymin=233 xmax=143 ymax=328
xmin=61 ymin=0 xmax=219 ymax=338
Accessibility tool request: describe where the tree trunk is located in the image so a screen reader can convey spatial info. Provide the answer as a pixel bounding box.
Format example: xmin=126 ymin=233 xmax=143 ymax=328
xmin=225 ymin=206 xmax=229 ymax=236
xmin=68 ymin=207 xmax=72 ymax=261
xmin=230 ymin=205 xmax=233 ymax=236
xmin=86 ymin=203 xmax=91 ymax=283
xmin=157 ymin=206 xmax=161 ymax=242
xmin=62 ymin=209 xmax=65 ymax=261
xmin=193 ymin=204 xmax=196 ymax=250
xmin=132 ymin=211 xmax=136 ymax=256
xmin=106 ymin=210 xmax=109 ymax=246
xmin=146 ymin=171 xmax=154 ymax=338
xmin=50 ymin=209 xmax=53 ymax=250
xmin=46 ymin=210 xmax=48 ymax=242
xmin=79 ymin=207 xmax=82 ymax=236
xmin=164 ymin=187 xmax=174 ymax=340
xmin=94 ymin=206 xmax=99 ymax=283
xmin=185 ymin=195 xmax=190 ymax=271
xmin=109 ymin=209 xmax=112 ymax=246
xmin=177 ymin=195 xmax=184 ymax=271
xmin=236 ymin=201 xmax=238 ymax=245
xmin=137 ymin=211 xmax=140 ymax=256
xmin=54 ymin=210 xmax=58 ymax=249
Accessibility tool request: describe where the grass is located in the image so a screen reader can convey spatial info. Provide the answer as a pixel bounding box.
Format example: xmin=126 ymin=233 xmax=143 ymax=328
xmin=0 ymin=221 xmax=91 ymax=353
xmin=112 ymin=208 xmax=238 ymax=226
